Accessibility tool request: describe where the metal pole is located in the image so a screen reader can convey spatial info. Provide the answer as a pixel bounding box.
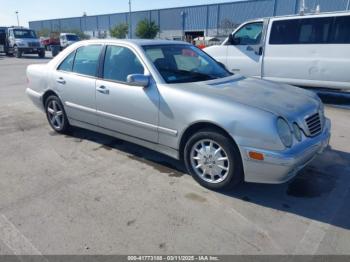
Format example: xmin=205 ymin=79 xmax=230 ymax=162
xmin=129 ymin=0 xmax=132 ymax=39
xmin=15 ymin=11 xmax=20 ymax=26
xmin=272 ymin=0 xmax=277 ymax=16
xmin=347 ymin=0 xmax=350 ymax=10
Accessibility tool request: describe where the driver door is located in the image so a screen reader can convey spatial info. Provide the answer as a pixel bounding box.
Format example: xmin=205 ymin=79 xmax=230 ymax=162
xmin=227 ymin=22 xmax=264 ymax=77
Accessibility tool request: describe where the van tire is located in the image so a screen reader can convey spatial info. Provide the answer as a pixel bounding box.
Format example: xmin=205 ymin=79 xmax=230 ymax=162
xmin=14 ymin=46 xmax=22 ymax=58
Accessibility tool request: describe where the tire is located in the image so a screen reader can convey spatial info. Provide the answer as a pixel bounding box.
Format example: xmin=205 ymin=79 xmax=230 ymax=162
xmin=39 ymin=50 xmax=45 ymax=58
xmin=45 ymin=95 xmax=70 ymax=134
xmin=14 ymin=46 xmax=22 ymax=58
xmin=184 ymin=129 xmax=243 ymax=191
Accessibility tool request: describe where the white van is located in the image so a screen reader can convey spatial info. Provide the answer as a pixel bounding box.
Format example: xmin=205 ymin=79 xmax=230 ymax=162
xmin=204 ymin=12 xmax=350 ymax=90
xmin=60 ymin=33 xmax=80 ymax=49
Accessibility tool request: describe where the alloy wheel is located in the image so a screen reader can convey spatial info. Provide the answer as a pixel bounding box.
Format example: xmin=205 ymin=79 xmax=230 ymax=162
xmin=190 ymin=139 xmax=230 ymax=184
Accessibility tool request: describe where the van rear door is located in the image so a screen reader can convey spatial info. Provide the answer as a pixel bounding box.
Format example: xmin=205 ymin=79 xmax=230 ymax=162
xmin=263 ymin=14 xmax=350 ymax=89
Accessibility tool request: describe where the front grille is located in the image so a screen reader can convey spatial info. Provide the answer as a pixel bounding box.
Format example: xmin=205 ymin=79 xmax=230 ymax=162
xmin=28 ymin=42 xmax=40 ymax=47
xmin=305 ymin=113 xmax=322 ymax=137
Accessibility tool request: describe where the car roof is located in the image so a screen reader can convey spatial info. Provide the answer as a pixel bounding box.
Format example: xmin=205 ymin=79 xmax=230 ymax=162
xmin=80 ymin=39 xmax=190 ymax=47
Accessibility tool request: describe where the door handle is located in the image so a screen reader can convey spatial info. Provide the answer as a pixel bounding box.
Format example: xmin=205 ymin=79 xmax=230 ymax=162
xmin=56 ymin=77 xmax=66 ymax=84
xmin=96 ymin=85 xmax=109 ymax=95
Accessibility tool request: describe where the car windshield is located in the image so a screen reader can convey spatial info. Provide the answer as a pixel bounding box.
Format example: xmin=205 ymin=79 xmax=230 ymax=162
xmin=14 ymin=29 xmax=37 ymax=39
xmin=66 ymin=35 xmax=79 ymax=41
xmin=143 ymin=44 xmax=232 ymax=84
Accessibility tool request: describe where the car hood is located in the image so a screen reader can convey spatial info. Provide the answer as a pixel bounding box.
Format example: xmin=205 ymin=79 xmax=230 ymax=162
xmin=175 ymin=75 xmax=321 ymax=120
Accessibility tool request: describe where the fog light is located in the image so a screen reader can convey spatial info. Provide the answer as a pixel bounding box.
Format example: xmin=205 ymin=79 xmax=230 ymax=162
xmin=249 ymin=151 xmax=264 ymax=161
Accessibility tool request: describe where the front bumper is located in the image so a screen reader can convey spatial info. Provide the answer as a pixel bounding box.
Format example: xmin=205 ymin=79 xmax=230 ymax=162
xmin=18 ymin=47 xmax=45 ymax=54
xmin=241 ymin=118 xmax=331 ymax=184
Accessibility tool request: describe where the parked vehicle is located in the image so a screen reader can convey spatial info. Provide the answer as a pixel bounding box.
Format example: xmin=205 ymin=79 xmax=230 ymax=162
xmin=205 ymin=11 xmax=350 ymax=90
xmin=6 ymin=27 xmax=45 ymax=58
xmin=0 ymin=27 xmax=7 ymax=54
xmin=41 ymin=32 xmax=60 ymax=50
xmin=26 ymin=40 xmax=331 ymax=190
xmin=60 ymin=33 xmax=80 ymax=49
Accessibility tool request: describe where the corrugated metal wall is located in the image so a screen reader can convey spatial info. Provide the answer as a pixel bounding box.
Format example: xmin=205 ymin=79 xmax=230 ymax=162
xmin=29 ymin=0 xmax=350 ymax=36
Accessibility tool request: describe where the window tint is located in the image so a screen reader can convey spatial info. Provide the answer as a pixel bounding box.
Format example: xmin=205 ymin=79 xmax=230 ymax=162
xmin=103 ymin=45 xmax=144 ymax=82
xmin=231 ymin=22 xmax=263 ymax=45
xmin=270 ymin=17 xmax=335 ymax=45
xmin=58 ymin=51 xmax=76 ymax=72
xmin=72 ymin=45 xmax=103 ymax=77
xmin=330 ymin=16 xmax=350 ymax=44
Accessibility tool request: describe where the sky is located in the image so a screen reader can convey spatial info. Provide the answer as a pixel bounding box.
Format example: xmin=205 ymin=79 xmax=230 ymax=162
xmin=0 ymin=0 xmax=238 ymax=27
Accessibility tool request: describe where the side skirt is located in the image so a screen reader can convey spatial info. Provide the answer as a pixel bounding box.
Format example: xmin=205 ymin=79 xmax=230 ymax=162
xmin=68 ymin=118 xmax=180 ymax=160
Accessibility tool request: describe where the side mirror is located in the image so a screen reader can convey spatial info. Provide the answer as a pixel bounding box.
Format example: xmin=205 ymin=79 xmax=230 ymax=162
xmin=228 ymin=34 xmax=240 ymax=45
xmin=228 ymin=34 xmax=234 ymax=45
xmin=127 ymin=74 xmax=150 ymax=87
xmin=217 ymin=62 xmax=228 ymax=71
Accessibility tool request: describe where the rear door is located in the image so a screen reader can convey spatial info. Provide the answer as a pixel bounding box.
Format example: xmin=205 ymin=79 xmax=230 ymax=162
xmin=226 ymin=21 xmax=264 ymax=77
xmin=52 ymin=44 xmax=103 ymax=125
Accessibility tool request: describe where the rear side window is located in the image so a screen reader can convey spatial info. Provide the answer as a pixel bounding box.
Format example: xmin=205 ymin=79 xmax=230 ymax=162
xmin=270 ymin=17 xmax=333 ymax=44
xmin=103 ymin=45 xmax=144 ymax=82
xmin=58 ymin=51 xmax=76 ymax=72
xmin=72 ymin=45 xmax=103 ymax=77
xmin=330 ymin=16 xmax=350 ymax=44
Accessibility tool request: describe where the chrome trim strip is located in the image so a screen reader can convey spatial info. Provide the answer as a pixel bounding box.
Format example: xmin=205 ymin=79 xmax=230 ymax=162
xmin=65 ymin=101 xmax=97 ymax=114
xmin=158 ymin=126 xmax=178 ymax=136
xmin=96 ymin=110 xmax=158 ymax=131
xmin=65 ymin=101 xmax=178 ymax=136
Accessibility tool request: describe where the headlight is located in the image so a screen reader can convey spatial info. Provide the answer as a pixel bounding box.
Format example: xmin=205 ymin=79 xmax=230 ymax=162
xmin=277 ymin=118 xmax=293 ymax=148
xmin=293 ymin=123 xmax=302 ymax=142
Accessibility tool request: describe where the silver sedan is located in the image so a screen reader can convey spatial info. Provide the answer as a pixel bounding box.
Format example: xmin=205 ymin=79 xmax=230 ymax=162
xmin=26 ymin=39 xmax=331 ymax=190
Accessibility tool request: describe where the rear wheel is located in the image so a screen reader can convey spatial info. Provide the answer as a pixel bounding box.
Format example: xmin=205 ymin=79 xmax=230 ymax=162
xmin=39 ymin=49 xmax=45 ymax=58
xmin=45 ymin=95 xmax=70 ymax=134
xmin=184 ymin=129 xmax=243 ymax=191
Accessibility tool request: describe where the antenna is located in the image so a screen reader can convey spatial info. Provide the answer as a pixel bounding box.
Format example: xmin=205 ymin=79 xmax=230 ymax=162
xmin=300 ymin=0 xmax=306 ymax=15
xmin=315 ymin=4 xmax=321 ymax=14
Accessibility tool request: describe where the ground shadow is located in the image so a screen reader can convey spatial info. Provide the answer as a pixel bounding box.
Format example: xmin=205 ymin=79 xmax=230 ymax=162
xmin=62 ymin=126 xmax=350 ymax=230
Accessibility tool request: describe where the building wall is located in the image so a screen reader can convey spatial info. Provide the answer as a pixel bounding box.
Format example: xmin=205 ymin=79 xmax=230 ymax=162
xmin=29 ymin=0 xmax=350 ymax=39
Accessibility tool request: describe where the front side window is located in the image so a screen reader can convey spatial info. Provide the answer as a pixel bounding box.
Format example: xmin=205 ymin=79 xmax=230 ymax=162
xmin=58 ymin=51 xmax=76 ymax=72
xmin=103 ymin=45 xmax=144 ymax=82
xmin=66 ymin=35 xmax=79 ymax=41
xmin=72 ymin=45 xmax=103 ymax=77
xmin=14 ymin=29 xmax=37 ymax=39
xmin=231 ymin=22 xmax=263 ymax=45
xmin=143 ymin=45 xmax=232 ymax=84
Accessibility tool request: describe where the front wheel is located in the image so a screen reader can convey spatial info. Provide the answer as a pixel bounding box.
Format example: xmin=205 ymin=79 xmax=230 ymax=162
xmin=14 ymin=46 xmax=22 ymax=58
xmin=45 ymin=95 xmax=70 ymax=134
xmin=184 ymin=129 xmax=243 ymax=191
